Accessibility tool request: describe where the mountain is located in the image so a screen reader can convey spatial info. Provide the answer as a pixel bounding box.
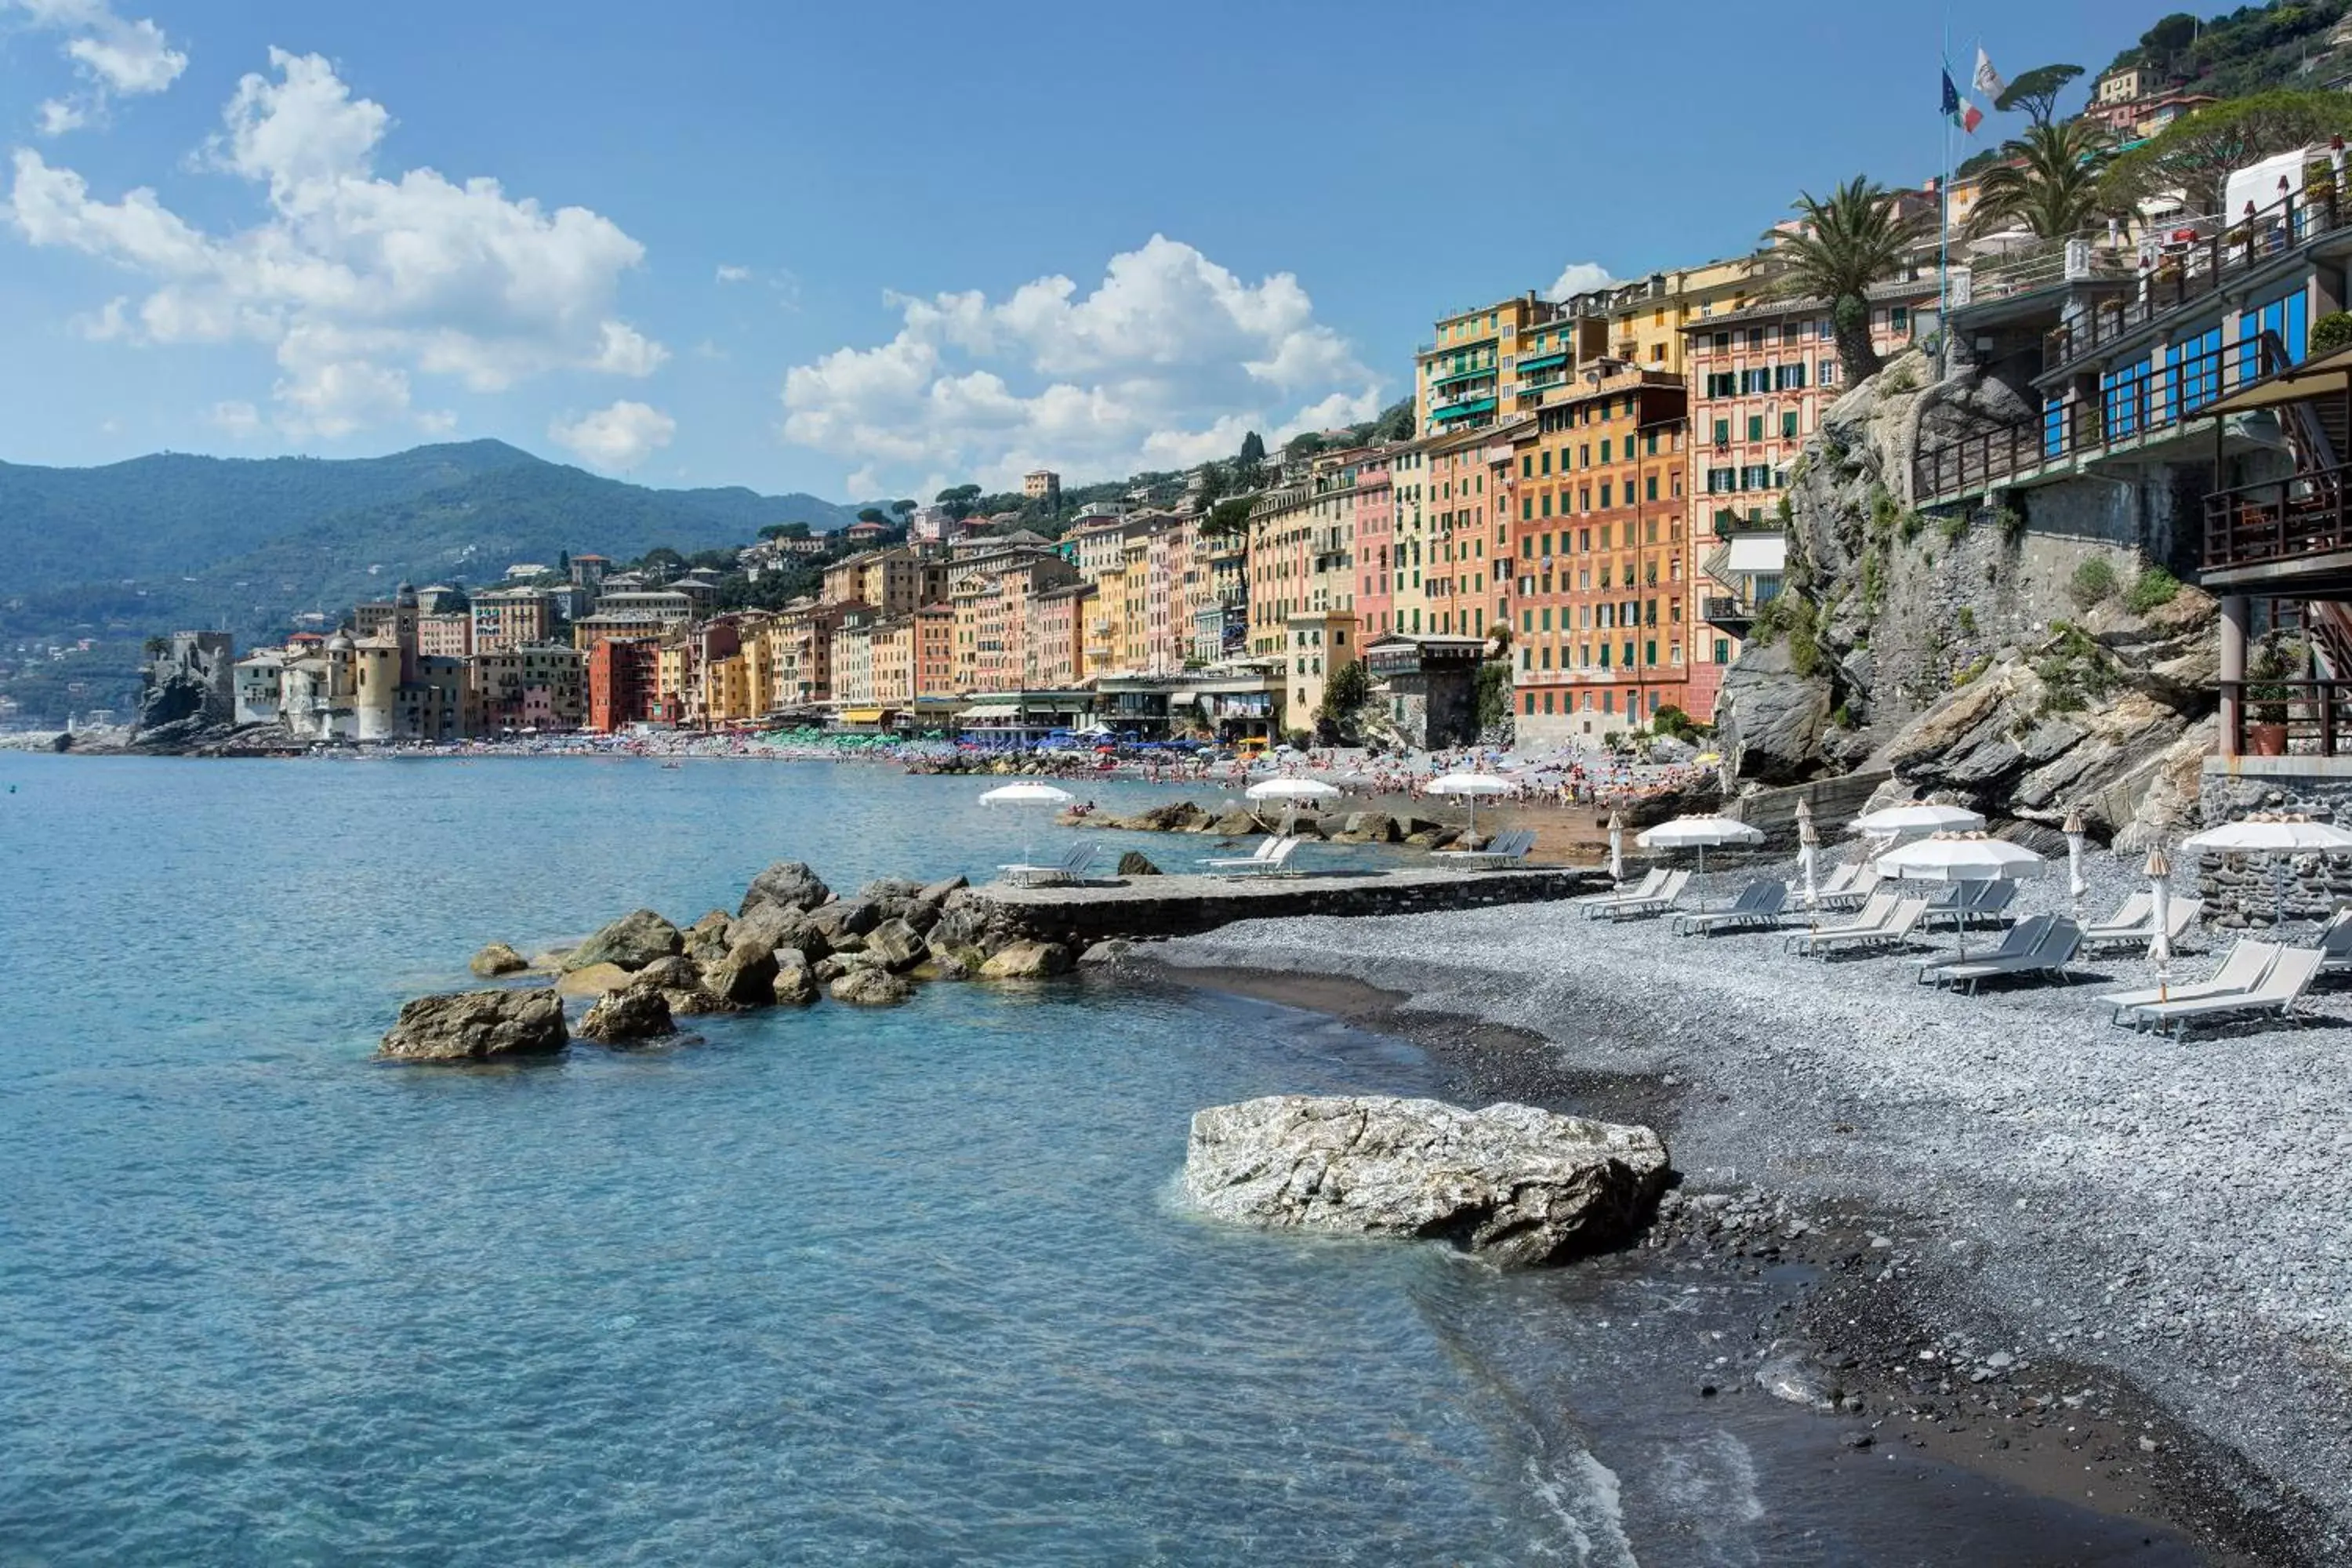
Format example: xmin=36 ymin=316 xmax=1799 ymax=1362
xmin=0 ymin=440 xmax=856 ymax=641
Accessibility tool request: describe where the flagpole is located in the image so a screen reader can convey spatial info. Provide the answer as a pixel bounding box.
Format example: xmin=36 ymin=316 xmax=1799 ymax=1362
xmin=1940 ymin=19 xmax=1951 ymax=378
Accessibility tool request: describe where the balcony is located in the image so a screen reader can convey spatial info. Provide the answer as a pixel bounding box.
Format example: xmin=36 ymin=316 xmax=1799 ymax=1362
xmin=2221 ymin=677 xmax=2352 ymax=757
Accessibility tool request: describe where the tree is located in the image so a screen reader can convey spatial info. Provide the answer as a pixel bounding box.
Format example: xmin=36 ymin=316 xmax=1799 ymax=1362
xmin=1203 ymin=496 xmax=1257 ymax=541
xmin=891 ymin=499 xmax=917 ymax=522
xmin=1193 ymin=463 xmax=1231 ymax=506
xmin=935 ymin=482 xmax=982 ymax=521
xmin=1755 ymin=176 xmax=1929 ymax=382
xmin=2104 ymin=91 xmax=2352 ymax=216
xmin=1283 ymin=430 xmax=1326 ymax=459
xmin=640 ymin=546 xmax=685 ymax=579
xmin=2140 ymin=12 xmax=2200 ymax=78
xmin=1966 ymin=121 xmax=2114 ymax=239
xmin=855 ymin=507 xmax=888 ymax=526
xmin=557 ymin=549 xmax=571 ymax=572
xmin=1372 ymin=397 xmax=1415 ymax=442
xmin=1994 ymin=63 xmax=2084 ymax=128
xmin=1236 ymin=430 xmax=1265 ymax=466
xmin=1316 ymin=659 xmax=1370 ymax=740
xmin=759 ymin=521 xmax=811 ymax=541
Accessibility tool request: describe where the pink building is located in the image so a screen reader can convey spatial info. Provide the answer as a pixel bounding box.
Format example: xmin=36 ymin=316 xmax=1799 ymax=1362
xmin=1352 ymin=450 xmax=1396 ymax=639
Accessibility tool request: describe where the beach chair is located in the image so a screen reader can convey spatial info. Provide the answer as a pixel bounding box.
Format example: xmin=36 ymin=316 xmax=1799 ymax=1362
xmin=2079 ymin=894 xmax=2202 ymax=956
xmin=1812 ymin=862 xmax=1860 ymax=899
xmin=1202 ymin=835 xmax=1287 ymax=872
xmin=2101 ymin=940 xmax=2278 ymax=1026
xmin=1813 ymin=865 xmax=1882 ymax=913
xmin=1601 ymin=868 xmax=1691 ymax=921
xmin=997 ymin=843 xmax=1096 ymax=887
xmin=1213 ymin=837 xmax=1301 ymax=878
xmin=1783 ymin=891 xmax=1900 ymax=955
xmin=1801 ymin=896 xmax=1929 ymax=957
xmin=1933 ymin=917 xmax=2082 ymax=995
xmin=1918 ymin=880 xmax=2018 ymax=931
xmin=1577 ymin=867 xmax=1664 ymax=913
xmin=2314 ymin=909 xmax=2352 ymax=975
xmin=1912 ymin=914 xmax=2051 ymax=985
xmin=2132 ymin=947 xmax=2325 ymax=1039
xmin=1671 ymin=878 xmax=1788 ymax=936
xmin=1433 ymin=828 xmax=1535 ymax=869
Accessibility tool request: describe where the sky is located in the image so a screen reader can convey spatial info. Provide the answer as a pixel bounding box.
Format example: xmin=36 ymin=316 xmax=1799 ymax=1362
xmin=0 ymin=0 xmax=2156 ymax=503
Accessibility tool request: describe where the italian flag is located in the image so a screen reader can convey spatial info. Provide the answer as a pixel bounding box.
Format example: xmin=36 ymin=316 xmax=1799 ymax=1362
xmin=1941 ymin=69 xmax=1984 ymax=134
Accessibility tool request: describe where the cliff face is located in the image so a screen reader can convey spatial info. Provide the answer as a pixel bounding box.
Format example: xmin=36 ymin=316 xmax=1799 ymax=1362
xmin=1714 ymin=349 xmax=2216 ymax=844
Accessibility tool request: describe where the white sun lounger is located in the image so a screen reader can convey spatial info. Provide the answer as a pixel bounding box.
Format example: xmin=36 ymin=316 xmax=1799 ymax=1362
xmin=1599 ymin=868 xmax=1691 ymax=921
xmin=2101 ymin=941 xmax=2279 ymax=1025
xmin=1813 ymin=865 xmax=1882 ymax=913
xmin=1577 ymin=868 xmax=1664 ymax=909
xmin=1793 ymin=895 xmax=1928 ymax=957
xmin=2082 ymin=895 xmax=2203 ymax=956
xmin=1782 ymin=891 xmax=1898 ymax=955
xmin=1202 ymin=835 xmax=1287 ymax=871
xmin=2132 ymin=947 xmax=2325 ymax=1039
xmin=1212 ymin=837 xmax=1301 ymax=877
xmin=997 ymin=843 xmax=1097 ymax=887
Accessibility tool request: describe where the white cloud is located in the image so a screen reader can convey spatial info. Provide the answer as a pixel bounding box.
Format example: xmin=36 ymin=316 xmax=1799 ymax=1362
xmin=715 ymin=263 xmax=751 ymax=284
xmin=5 ymin=48 xmax=663 ymax=439
xmin=781 ymin=234 xmax=1381 ymax=492
xmin=1543 ymin=260 xmax=1618 ymax=303
xmin=208 ymin=399 xmax=263 ymax=437
xmin=549 ymin=399 xmax=675 ymax=471
xmin=4 ymin=0 xmax=187 ymax=134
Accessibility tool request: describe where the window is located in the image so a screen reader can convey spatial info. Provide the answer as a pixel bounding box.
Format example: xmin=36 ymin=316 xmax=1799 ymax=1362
xmin=1819 ymin=358 xmax=1841 ymax=385
xmin=1712 ymin=419 xmax=1730 ymax=446
xmin=1774 ymin=362 xmax=1807 ymax=390
xmin=1645 ymin=475 xmax=1658 ymax=502
xmin=1524 ymin=691 xmax=1536 ymax=715
xmin=1599 ymin=482 xmax=1612 ymax=509
xmin=1782 ymin=410 xmax=1799 ymax=439
xmin=1891 ymin=307 xmax=1910 ymax=332
xmin=1747 ymin=415 xmax=1764 ymax=441
xmin=1740 ymin=368 xmax=1771 ymax=394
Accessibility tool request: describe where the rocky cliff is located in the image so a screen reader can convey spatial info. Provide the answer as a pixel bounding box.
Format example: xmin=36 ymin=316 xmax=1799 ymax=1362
xmin=1713 ymin=348 xmax=2216 ymax=846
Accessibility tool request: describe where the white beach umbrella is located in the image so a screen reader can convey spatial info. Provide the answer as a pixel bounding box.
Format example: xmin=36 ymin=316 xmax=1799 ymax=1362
xmin=2063 ymin=802 xmax=2089 ymax=923
xmin=2180 ymin=813 xmax=2352 ymax=924
xmin=1797 ymin=800 xmax=1820 ymax=913
xmin=2145 ymin=843 xmax=2175 ymax=997
xmin=1426 ymin=771 xmax=1509 ymax=840
xmin=1606 ymin=809 xmax=1625 ymax=885
xmin=1874 ymin=830 xmax=2045 ymax=960
xmin=979 ymin=781 xmax=1076 ymax=867
xmin=1637 ymin=814 xmax=1766 ymax=876
xmin=1247 ymin=776 xmax=1339 ymax=835
xmin=1849 ymin=801 xmax=1987 ymax=838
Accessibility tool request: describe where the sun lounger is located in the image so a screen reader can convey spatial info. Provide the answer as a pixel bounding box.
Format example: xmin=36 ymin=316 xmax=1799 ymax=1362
xmin=2314 ymin=909 xmax=2352 ymax=974
xmin=1202 ymin=835 xmax=1287 ymax=871
xmin=997 ymin=843 xmax=1097 ymax=887
xmin=1794 ymin=895 xmax=1929 ymax=956
xmin=1917 ymin=879 xmax=2018 ymax=931
xmin=1813 ymin=866 xmax=1882 ymax=913
xmin=1577 ymin=867 xmax=1665 ymax=913
xmin=1671 ymin=878 xmax=1788 ymax=936
xmin=2132 ymin=947 xmax=2325 ymax=1039
xmin=1783 ymin=891 xmax=1900 ymax=954
xmin=1813 ymin=862 xmax=1860 ymax=898
xmin=1912 ymin=915 xmax=2052 ymax=984
xmin=1599 ymin=868 xmax=1691 ymax=921
xmin=1433 ymin=828 xmax=1536 ymax=869
xmin=2081 ymin=895 xmax=2204 ymax=956
xmin=1932 ymin=917 xmax=2082 ymax=995
xmin=1212 ymin=837 xmax=1301 ymax=878
xmin=2101 ymin=941 xmax=2278 ymax=1025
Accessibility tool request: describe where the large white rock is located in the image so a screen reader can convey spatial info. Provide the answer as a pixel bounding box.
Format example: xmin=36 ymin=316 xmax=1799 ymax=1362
xmin=1183 ymin=1095 xmax=1669 ymax=1267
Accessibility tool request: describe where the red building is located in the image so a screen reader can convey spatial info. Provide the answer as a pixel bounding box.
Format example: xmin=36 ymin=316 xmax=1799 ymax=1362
xmin=588 ymin=637 xmax=659 ymax=731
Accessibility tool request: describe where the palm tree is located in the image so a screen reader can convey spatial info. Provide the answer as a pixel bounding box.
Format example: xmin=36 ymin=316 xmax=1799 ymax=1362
xmin=1965 ymin=122 xmax=2112 ymax=241
xmin=1758 ymin=176 xmax=1929 ymax=382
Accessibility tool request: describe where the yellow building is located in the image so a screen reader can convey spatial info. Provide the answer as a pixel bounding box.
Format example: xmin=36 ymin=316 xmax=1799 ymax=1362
xmin=1416 ymin=292 xmax=1569 ymax=437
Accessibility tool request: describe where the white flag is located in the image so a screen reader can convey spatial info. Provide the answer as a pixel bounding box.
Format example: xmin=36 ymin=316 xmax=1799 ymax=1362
xmin=1974 ymin=48 xmax=2008 ymax=103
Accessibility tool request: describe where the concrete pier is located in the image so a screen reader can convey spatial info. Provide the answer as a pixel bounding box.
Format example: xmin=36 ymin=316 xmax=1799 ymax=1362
xmin=967 ymin=866 xmax=1607 ymax=949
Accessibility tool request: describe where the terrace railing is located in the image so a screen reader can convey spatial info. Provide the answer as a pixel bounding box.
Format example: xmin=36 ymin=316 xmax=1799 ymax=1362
xmin=2221 ymin=677 xmax=2352 ymax=757
xmin=2204 ymin=463 xmax=2352 ymax=572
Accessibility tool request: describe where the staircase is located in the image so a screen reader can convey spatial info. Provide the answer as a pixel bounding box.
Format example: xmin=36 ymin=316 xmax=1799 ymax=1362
xmin=2301 ymin=600 xmax=2352 ymax=680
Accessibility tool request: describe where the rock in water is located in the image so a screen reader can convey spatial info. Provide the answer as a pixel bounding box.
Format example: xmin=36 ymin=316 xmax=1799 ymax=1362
xmin=739 ymin=860 xmax=830 ymax=916
xmin=1116 ymin=851 xmax=1162 ymax=877
xmin=1182 ymin=1095 xmax=1669 ymax=1267
xmin=699 ymin=937 xmax=780 ymax=1006
xmin=865 ymin=917 xmax=929 ymax=972
xmin=563 ymin=909 xmax=682 ymax=972
xmin=683 ymin=910 xmax=735 ymax=964
xmin=468 ymin=942 xmax=529 ymax=978
xmin=978 ymin=941 xmax=1073 ymax=980
xmin=774 ymin=953 xmax=818 ymax=1005
xmin=916 ymin=874 xmax=967 ymax=906
xmin=829 ymin=968 xmax=913 ymax=1006
xmin=577 ymin=986 xmax=675 ymax=1044
xmin=379 ymin=989 xmax=567 ymax=1063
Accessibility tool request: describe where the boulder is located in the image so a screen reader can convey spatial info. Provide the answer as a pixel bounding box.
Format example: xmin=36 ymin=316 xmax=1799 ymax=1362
xmin=1714 ymin=641 xmax=1833 ymax=786
xmin=978 ymin=940 xmax=1073 ymax=980
xmin=563 ymin=909 xmax=682 ymax=972
xmin=812 ymin=956 xmax=849 ymax=983
xmin=773 ymin=953 xmax=818 ymax=1005
xmin=865 ymin=917 xmax=929 ymax=972
xmin=554 ymin=963 xmax=633 ymax=998
xmin=808 ymin=898 xmax=884 ymax=942
xmin=1210 ymin=808 xmax=1261 ymax=837
xmin=1342 ymin=811 xmax=1398 ymax=843
xmin=916 ymin=953 xmax=972 ymax=982
xmin=916 ymin=874 xmax=968 ymax=905
xmin=628 ymin=954 xmax=703 ymax=993
xmin=378 ymin=988 xmax=568 ymax=1063
xmin=1181 ymin=1095 xmax=1670 ymax=1267
xmin=733 ymin=900 xmax=826 ymax=961
xmin=655 ymin=982 xmax=739 ymax=1016
xmin=683 ymin=910 xmax=735 ymax=964
xmin=468 ymin=942 xmax=529 ymax=978
xmin=576 ymin=985 xmax=676 ymax=1044
xmin=739 ymin=859 xmax=831 ymax=916
xmin=1116 ymin=851 xmax=1163 ymax=877
xmin=700 ymin=937 xmax=781 ymax=1006
xmin=1078 ymin=939 xmax=1133 ymax=967
xmin=829 ymin=968 xmax=914 ymax=1006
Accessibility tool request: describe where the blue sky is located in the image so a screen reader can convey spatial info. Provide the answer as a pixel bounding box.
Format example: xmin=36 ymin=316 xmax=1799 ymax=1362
xmin=0 ymin=0 xmax=2153 ymax=501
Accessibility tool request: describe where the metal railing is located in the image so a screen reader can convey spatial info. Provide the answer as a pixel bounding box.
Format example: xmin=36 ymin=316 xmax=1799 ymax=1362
xmin=1913 ymin=332 xmax=2288 ymax=504
xmin=2205 ymin=462 xmax=2352 ymax=572
xmin=1700 ymin=595 xmax=1753 ymax=628
xmin=2045 ymin=187 xmax=2349 ymax=368
xmin=2221 ymin=677 xmax=2352 ymax=757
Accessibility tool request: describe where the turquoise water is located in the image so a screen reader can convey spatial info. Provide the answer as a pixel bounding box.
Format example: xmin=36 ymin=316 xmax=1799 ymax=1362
xmin=0 ymin=756 xmax=2207 ymax=1565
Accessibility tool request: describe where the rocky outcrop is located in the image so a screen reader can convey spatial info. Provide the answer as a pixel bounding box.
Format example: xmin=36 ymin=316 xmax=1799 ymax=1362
xmin=468 ymin=942 xmax=529 ymax=978
xmin=1182 ymin=1095 xmax=1670 ymax=1267
xmin=682 ymin=910 xmax=735 ymax=964
xmin=379 ymin=988 xmax=568 ymax=1063
xmin=864 ymin=917 xmax=929 ymax=971
xmin=916 ymin=874 xmax=967 ymax=905
xmin=1715 ymin=641 xmax=1835 ymax=787
xmin=554 ymin=963 xmax=631 ymax=998
xmin=577 ymin=986 xmax=675 ymax=1044
xmin=978 ymin=940 xmax=1073 ymax=980
xmin=774 ymin=953 xmax=819 ymax=1004
xmin=739 ymin=860 xmax=831 ymax=916
xmin=1116 ymin=851 xmax=1162 ymax=877
xmin=699 ymin=938 xmax=780 ymax=1006
xmin=829 ymin=967 xmax=913 ymax=1006
xmin=563 ymin=909 xmax=682 ymax=972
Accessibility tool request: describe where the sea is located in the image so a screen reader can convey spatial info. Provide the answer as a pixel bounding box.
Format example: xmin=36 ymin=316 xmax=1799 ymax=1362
xmin=0 ymin=753 xmax=2209 ymax=1565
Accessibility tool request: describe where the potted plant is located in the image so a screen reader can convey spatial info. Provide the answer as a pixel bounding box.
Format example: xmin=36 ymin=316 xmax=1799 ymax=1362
xmin=2248 ymin=644 xmax=2293 ymax=756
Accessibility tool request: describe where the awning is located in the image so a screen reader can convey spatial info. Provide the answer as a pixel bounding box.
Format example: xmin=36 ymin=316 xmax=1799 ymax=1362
xmin=1515 ymin=350 xmax=1569 ymax=374
xmin=2200 ymin=341 xmax=2352 ymax=417
xmin=958 ymin=702 xmax=1019 ymax=720
xmin=1430 ymin=397 xmax=1496 ymax=422
xmin=836 ymin=707 xmax=887 ymax=723
xmin=1724 ymin=535 xmax=1788 ymax=575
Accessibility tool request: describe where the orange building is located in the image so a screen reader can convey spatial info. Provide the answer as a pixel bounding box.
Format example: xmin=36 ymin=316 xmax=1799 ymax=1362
xmin=1504 ymin=368 xmax=1690 ymax=743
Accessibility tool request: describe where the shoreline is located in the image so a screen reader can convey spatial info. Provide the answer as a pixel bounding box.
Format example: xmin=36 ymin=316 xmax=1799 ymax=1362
xmin=1134 ymin=955 xmax=2339 ymax=1568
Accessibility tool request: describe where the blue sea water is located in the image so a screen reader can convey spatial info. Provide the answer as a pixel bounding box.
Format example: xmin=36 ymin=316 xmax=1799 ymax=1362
xmin=0 ymin=756 xmax=2210 ymax=1565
